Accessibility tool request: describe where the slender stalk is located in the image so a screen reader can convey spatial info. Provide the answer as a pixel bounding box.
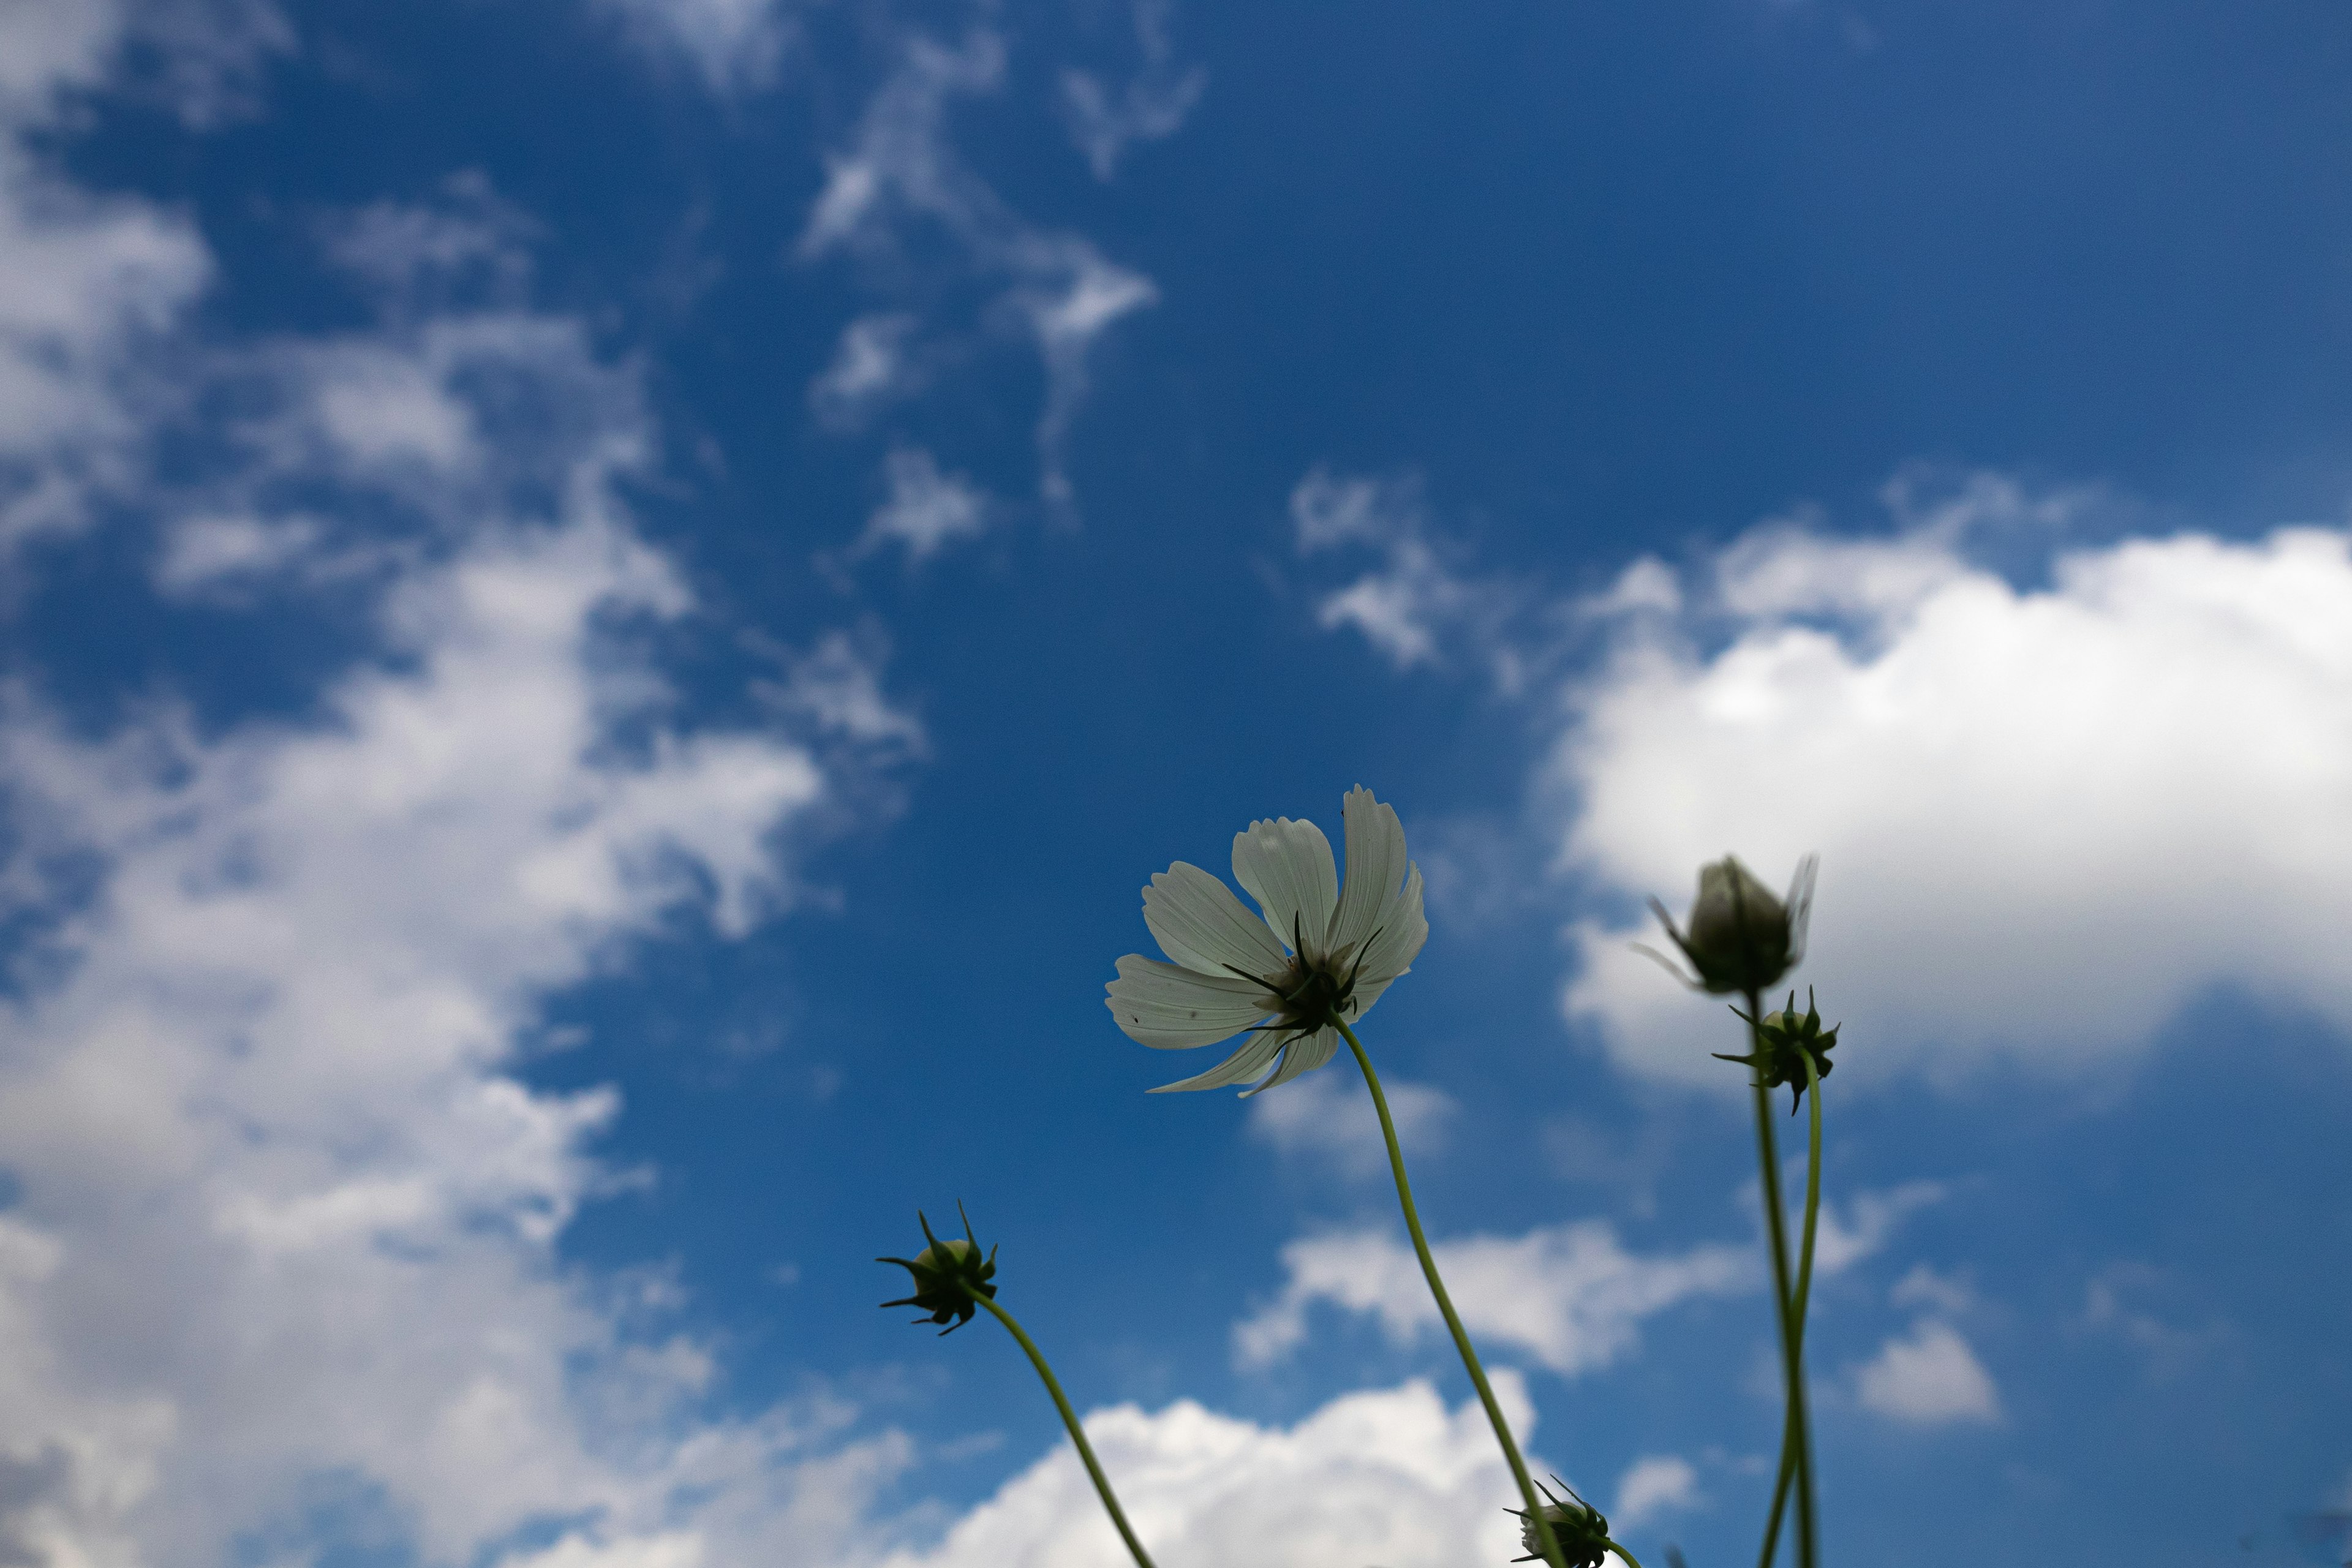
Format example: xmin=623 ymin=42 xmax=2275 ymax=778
xmin=1755 ymin=1050 xmax=1826 ymax=1567
xmin=970 ymin=1292 xmax=1157 ymax=1568
xmin=1744 ymin=990 xmax=1818 ymax=1568
xmin=1607 ymin=1540 xmax=1649 ymax=1568
xmin=1336 ymin=1020 xmax=1568 ymax=1568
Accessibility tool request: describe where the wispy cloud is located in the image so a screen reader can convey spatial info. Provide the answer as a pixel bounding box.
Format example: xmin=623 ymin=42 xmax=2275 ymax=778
xmin=592 ymin=0 xmax=795 ymax=94
xmin=1237 ymin=1180 xmax=1943 ymax=1376
xmin=1290 ymin=467 xmax=1521 ymax=683
xmin=798 ymin=28 xmax=1159 ymax=511
xmin=1235 ymin=1221 xmax=1747 ymax=1376
xmin=1060 ymin=0 xmax=1207 ymax=181
xmin=850 ymin=445 xmax=991 ymax=565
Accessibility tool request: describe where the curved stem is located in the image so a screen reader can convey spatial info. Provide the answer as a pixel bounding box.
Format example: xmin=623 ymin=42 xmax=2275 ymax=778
xmin=1744 ymin=990 xmax=1818 ymax=1568
xmin=1755 ymin=1049 xmax=1827 ymax=1567
xmin=970 ymin=1292 xmax=1157 ymax=1568
xmin=1337 ymin=1020 xmax=1567 ymax=1568
xmin=1606 ymin=1539 xmax=1649 ymax=1568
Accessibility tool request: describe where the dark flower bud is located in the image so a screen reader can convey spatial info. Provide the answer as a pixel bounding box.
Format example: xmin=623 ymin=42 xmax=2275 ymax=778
xmin=1717 ymin=986 xmax=1841 ymax=1114
xmin=1643 ymin=854 xmax=1817 ymax=996
xmin=877 ymin=1204 xmax=999 ymax=1335
xmin=1509 ymin=1476 xmax=1612 ymax=1568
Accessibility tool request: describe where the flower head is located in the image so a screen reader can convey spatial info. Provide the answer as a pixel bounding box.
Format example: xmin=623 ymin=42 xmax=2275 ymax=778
xmin=1718 ymin=987 xmax=1841 ymax=1114
xmin=1642 ymin=853 xmax=1817 ymax=996
xmin=1105 ymin=785 xmax=1428 ymax=1095
xmin=1509 ymin=1475 xmax=1612 ymax=1568
xmin=876 ymin=1204 xmax=998 ymax=1335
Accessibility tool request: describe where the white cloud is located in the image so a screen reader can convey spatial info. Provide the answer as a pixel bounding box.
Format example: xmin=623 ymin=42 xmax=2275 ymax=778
xmin=0 ymin=160 xmax=918 ymax=1567
xmin=1853 ymin=1321 xmax=2001 ymax=1426
xmin=1611 ymin=1453 xmax=1699 ymax=1528
xmin=153 ymin=511 xmax=324 ymax=593
xmin=854 ymin=447 xmax=990 ymax=564
xmin=1291 ymin=468 xmax=1517 ymax=683
xmin=1060 ymin=1 xmax=1205 ymax=180
xmin=758 ymin=627 xmax=927 ymax=755
xmin=798 ymin=28 xmax=1157 ymax=508
xmin=1809 ymin=1181 xmax=1945 ymax=1275
xmin=594 ymin=0 xmax=793 ymax=94
xmin=1244 ymin=1069 xmax=1457 ymax=1181
xmin=810 ymin=313 xmax=922 ymax=431
xmin=0 ymin=3 xmax=213 ymax=549
xmin=877 ymin=1378 xmax=1544 ymax=1568
xmin=1235 ymin=1222 xmax=1747 ymax=1376
xmin=1237 ymin=1179 xmax=1938 ymax=1376
xmin=1556 ymin=483 xmax=2352 ymax=1087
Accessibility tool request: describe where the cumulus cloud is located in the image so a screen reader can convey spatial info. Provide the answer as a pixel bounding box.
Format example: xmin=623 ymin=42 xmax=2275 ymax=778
xmin=0 ymin=138 xmax=914 ymax=1567
xmin=0 ymin=2 xmax=213 ymax=548
xmin=878 ymin=1378 xmax=1543 ymax=1568
xmin=1611 ymin=1454 xmax=1700 ymax=1528
xmin=1852 ymin=1321 xmax=2001 ymax=1425
xmin=1244 ymin=1068 xmax=1457 ymax=1181
xmin=1557 ymin=479 xmax=2352 ymax=1087
xmin=798 ymin=28 xmax=1158 ymax=508
xmin=1235 ymin=1222 xmax=1747 ymax=1375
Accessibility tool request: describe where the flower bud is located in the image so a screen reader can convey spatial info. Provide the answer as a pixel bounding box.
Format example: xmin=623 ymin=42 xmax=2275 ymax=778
xmin=877 ymin=1205 xmax=999 ymax=1335
xmin=1717 ymin=986 xmax=1841 ymax=1114
xmin=1509 ymin=1476 xmax=1612 ymax=1568
xmin=1644 ymin=854 xmax=1816 ymax=996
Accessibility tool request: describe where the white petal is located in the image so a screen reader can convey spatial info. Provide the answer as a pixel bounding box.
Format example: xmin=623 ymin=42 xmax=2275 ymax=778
xmin=1359 ymin=859 xmax=1428 ymax=986
xmin=1330 ymin=785 xmax=1407 ymax=955
xmin=1232 ymin=815 xmax=1338 ymax=956
xmin=1147 ymin=1030 xmax=1285 ymax=1094
xmin=1142 ymin=862 xmax=1291 ymax=978
xmin=1106 ymin=956 xmax=1271 ymax=1049
xmin=1243 ymin=1025 xmax=1341 ymax=1095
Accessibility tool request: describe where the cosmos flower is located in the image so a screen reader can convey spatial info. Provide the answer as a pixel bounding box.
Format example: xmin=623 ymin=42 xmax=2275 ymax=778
xmin=1106 ymin=785 xmax=1428 ymax=1095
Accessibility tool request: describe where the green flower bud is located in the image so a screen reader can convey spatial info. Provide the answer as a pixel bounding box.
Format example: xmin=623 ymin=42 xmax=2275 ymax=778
xmin=877 ymin=1204 xmax=999 ymax=1335
xmin=1643 ymin=854 xmax=1817 ymax=996
xmin=1509 ymin=1476 xmax=1612 ymax=1568
xmin=1717 ymin=986 xmax=1841 ymax=1114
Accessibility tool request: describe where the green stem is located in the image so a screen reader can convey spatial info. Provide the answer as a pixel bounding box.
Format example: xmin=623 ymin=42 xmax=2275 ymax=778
xmin=1336 ymin=1020 xmax=1567 ymax=1568
xmin=1606 ymin=1539 xmax=1649 ymax=1568
xmin=970 ymin=1292 xmax=1158 ymax=1568
xmin=1744 ymin=990 xmax=1818 ymax=1568
xmin=1755 ymin=1050 xmax=1826 ymax=1567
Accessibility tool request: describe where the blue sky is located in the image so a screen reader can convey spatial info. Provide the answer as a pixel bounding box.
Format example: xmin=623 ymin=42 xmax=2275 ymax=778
xmin=1 ymin=2 xmax=2348 ymax=1566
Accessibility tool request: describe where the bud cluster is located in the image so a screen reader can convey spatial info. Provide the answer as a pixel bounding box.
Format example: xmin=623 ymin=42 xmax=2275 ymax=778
xmin=1719 ymin=987 xmax=1841 ymax=1114
xmin=877 ymin=1205 xmax=999 ymax=1335
xmin=1509 ymin=1476 xmax=1613 ymax=1568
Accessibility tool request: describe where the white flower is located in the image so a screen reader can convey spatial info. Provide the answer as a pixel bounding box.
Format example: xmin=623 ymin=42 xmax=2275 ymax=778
xmin=1106 ymin=785 xmax=1429 ymax=1095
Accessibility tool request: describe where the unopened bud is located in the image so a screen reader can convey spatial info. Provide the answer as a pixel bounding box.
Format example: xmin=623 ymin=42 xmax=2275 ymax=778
xmin=1643 ymin=854 xmax=1817 ymax=996
xmin=877 ymin=1204 xmax=999 ymax=1335
xmin=1718 ymin=986 xmax=1841 ymax=1114
xmin=1509 ymin=1476 xmax=1611 ymax=1568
